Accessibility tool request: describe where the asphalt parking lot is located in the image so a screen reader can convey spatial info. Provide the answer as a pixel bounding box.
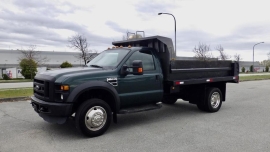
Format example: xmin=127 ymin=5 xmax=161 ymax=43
xmin=1 ymin=80 xmax=270 ymax=152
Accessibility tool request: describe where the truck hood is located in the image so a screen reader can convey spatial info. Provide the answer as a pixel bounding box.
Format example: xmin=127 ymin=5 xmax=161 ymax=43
xmin=36 ymin=67 xmax=103 ymax=78
xmin=35 ymin=66 xmax=118 ymax=87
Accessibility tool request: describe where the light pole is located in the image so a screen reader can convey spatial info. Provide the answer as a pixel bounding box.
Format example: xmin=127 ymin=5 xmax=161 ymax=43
xmin=158 ymin=13 xmax=176 ymax=58
xmin=253 ymin=42 xmax=264 ymax=72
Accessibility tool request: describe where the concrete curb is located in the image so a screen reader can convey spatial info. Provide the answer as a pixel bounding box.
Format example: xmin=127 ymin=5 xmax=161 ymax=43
xmin=0 ymin=96 xmax=30 ymax=102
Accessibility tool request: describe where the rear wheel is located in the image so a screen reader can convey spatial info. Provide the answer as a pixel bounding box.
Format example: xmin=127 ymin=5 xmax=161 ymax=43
xmin=75 ymin=98 xmax=112 ymax=137
xmin=197 ymin=88 xmax=222 ymax=112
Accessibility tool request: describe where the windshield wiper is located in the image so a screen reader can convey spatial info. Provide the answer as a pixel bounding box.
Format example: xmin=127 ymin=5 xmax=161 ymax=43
xmin=90 ymin=64 xmax=103 ymax=68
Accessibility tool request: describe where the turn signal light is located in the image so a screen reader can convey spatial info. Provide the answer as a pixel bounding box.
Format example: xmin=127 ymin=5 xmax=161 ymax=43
xmin=138 ymin=68 xmax=143 ymax=73
xmin=61 ymin=85 xmax=69 ymax=91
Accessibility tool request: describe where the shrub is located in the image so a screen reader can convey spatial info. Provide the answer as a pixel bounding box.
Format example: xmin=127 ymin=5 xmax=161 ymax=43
xmin=250 ymin=65 xmax=254 ymax=72
xmin=2 ymin=74 xmax=11 ymax=80
xmin=19 ymin=59 xmax=37 ymax=79
xmin=60 ymin=61 xmax=73 ymax=68
xmin=241 ymin=67 xmax=245 ymax=73
xmin=266 ymin=66 xmax=269 ymax=72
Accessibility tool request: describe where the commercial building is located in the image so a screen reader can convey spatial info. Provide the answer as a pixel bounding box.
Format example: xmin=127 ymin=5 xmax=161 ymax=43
xmin=0 ymin=49 xmax=84 ymax=69
xmin=239 ymin=61 xmax=265 ymax=72
xmin=0 ymin=49 xmax=95 ymax=79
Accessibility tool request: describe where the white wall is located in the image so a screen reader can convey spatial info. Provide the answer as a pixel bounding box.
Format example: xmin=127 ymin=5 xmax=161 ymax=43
xmin=37 ymin=67 xmax=47 ymax=73
xmin=0 ymin=69 xmax=2 ymax=79
xmin=17 ymin=69 xmax=24 ymax=78
xmin=0 ymin=49 xmax=82 ymax=67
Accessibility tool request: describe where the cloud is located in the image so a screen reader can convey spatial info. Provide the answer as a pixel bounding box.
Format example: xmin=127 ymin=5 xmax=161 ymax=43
xmin=0 ymin=9 xmax=84 ymax=32
xmin=0 ymin=0 xmax=269 ymax=61
xmin=173 ymin=23 xmax=270 ymax=53
xmin=0 ymin=1 xmax=111 ymax=50
xmin=105 ymin=21 xmax=128 ymax=33
xmin=104 ymin=19 xmax=270 ymax=58
xmin=214 ymin=24 xmax=270 ymax=52
xmin=134 ymin=0 xmax=178 ymax=18
xmin=13 ymin=0 xmax=78 ymax=17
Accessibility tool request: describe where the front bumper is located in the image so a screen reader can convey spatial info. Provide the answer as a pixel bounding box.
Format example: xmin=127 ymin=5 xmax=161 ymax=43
xmin=31 ymin=96 xmax=73 ymax=124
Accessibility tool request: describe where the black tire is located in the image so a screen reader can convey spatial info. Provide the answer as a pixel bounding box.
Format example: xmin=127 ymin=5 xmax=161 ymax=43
xmin=203 ymin=88 xmax=222 ymax=112
xmin=162 ymin=97 xmax=178 ymax=104
xmin=75 ymin=98 xmax=112 ymax=137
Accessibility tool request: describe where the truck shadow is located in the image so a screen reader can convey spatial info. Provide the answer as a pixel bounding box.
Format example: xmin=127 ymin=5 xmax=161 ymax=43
xmin=108 ymin=101 xmax=207 ymax=133
xmin=42 ymin=118 xmax=82 ymax=139
xmin=42 ymin=101 xmax=209 ymax=138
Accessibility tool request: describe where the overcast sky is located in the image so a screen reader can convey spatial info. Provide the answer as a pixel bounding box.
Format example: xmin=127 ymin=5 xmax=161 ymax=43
xmin=0 ymin=0 xmax=270 ymax=61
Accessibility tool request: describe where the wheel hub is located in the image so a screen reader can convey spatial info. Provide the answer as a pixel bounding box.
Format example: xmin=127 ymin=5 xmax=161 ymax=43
xmin=211 ymin=92 xmax=220 ymax=109
xmin=85 ymin=106 xmax=107 ymax=131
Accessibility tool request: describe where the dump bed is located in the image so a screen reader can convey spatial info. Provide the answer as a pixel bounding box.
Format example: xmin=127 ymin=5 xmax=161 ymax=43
xmin=112 ymin=36 xmax=239 ymax=84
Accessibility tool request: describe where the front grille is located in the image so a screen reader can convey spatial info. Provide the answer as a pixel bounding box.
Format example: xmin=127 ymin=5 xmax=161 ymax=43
xmin=34 ymin=79 xmax=50 ymax=101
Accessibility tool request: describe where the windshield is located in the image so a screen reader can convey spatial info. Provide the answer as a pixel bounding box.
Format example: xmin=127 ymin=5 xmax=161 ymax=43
xmin=87 ymin=49 xmax=130 ymax=69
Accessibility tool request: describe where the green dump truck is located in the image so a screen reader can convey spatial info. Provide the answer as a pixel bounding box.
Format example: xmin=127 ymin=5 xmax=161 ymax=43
xmin=31 ymin=36 xmax=239 ymax=137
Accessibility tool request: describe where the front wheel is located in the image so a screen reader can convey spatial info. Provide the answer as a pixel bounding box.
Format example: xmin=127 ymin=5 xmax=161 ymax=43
xmin=75 ymin=98 xmax=112 ymax=137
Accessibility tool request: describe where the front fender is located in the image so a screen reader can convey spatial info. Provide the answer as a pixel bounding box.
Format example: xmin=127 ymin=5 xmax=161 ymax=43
xmin=66 ymin=81 xmax=120 ymax=112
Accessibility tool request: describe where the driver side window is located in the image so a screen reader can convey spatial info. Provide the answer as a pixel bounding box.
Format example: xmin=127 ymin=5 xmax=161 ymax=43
xmin=125 ymin=50 xmax=155 ymax=71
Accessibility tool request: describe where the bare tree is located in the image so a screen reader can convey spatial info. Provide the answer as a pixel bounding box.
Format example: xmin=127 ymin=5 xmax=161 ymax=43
xmin=122 ymin=30 xmax=131 ymax=40
xmin=193 ymin=43 xmax=213 ymax=61
xmin=88 ymin=50 xmax=99 ymax=61
xmin=68 ymin=34 xmax=97 ymax=65
xmin=261 ymin=60 xmax=270 ymax=66
xmin=18 ymin=45 xmax=49 ymax=65
xmin=261 ymin=52 xmax=270 ymax=66
xmin=216 ymin=45 xmax=230 ymax=60
xmin=234 ymin=53 xmax=242 ymax=62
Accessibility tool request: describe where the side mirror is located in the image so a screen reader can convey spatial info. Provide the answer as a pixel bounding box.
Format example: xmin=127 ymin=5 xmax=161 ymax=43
xmin=132 ymin=60 xmax=143 ymax=75
xmin=120 ymin=65 xmax=129 ymax=76
xmin=120 ymin=60 xmax=143 ymax=76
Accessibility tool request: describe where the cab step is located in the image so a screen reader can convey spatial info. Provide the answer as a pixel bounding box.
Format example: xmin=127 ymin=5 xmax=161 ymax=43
xmin=118 ymin=103 xmax=162 ymax=114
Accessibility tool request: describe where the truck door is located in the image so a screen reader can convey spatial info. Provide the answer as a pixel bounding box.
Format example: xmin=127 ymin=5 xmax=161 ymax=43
xmin=118 ymin=49 xmax=163 ymax=108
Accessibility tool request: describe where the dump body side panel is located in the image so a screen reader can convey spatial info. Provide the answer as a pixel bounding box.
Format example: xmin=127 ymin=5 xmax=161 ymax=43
xmin=169 ymin=60 xmax=236 ymax=80
xmin=113 ymin=36 xmax=239 ymax=83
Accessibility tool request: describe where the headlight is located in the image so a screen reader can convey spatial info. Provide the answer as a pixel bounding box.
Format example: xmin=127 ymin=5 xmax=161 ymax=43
xmin=61 ymin=85 xmax=69 ymax=91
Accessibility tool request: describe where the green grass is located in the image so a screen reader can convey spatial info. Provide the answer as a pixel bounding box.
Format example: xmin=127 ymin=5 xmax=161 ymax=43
xmin=0 ymin=79 xmax=33 ymax=83
xmin=0 ymin=88 xmax=33 ymax=98
xmin=240 ymin=72 xmax=270 ymax=74
xmin=240 ymin=75 xmax=270 ymax=82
